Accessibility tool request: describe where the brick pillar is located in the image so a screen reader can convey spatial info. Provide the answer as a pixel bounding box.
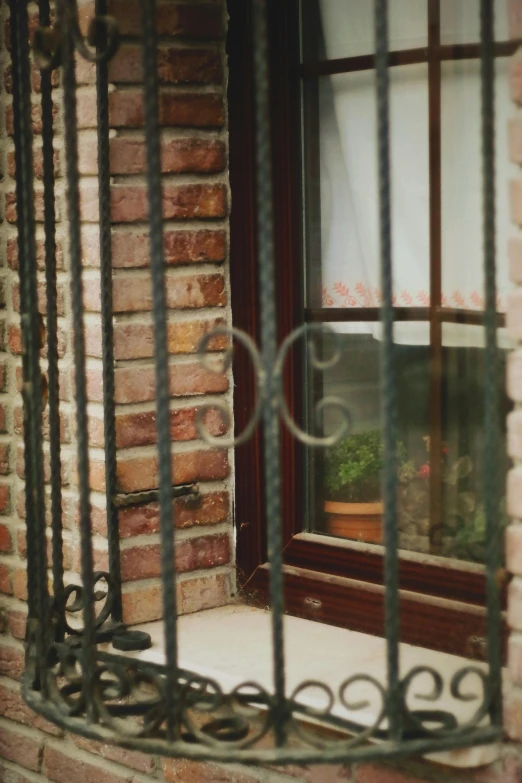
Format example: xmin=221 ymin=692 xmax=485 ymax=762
xmin=72 ymin=0 xmax=234 ymax=624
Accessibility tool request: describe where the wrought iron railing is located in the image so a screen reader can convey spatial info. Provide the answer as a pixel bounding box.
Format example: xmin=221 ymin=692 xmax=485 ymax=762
xmin=11 ymin=0 xmax=503 ymax=764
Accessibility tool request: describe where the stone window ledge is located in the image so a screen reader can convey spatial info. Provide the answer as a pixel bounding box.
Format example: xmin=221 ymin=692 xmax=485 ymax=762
xmin=118 ymin=603 xmax=501 ymax=770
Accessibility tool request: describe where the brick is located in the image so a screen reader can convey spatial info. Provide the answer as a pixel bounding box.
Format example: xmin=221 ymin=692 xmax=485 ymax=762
xmin=0 ymin=682 xmax=62 ymax=735
xmin=12 ymin=281 xmax=66 ymax=317
xmin=114 ymin=406 xmax=227 ymax=449
xmin=509 ymin=118 xmax=522 ymax=167
xmin=7 ymin=237 xmax=64 ymax=272
xmin=109 ymin=45 xmax=222 ymax=84
xmin=122 ymin=583 xmax=164 ymax=624
xmin=5 ymin=103 xmax=53 ymax=136
xmin=120 ymin=532 xmax=230 ymax=581
xmin=0 ymin=725 xmax=43 ymax=772
xmin=163 ymin=759 xmax=260 ymax=783
xmin=71 ymin=735 xmax=155 ymax=775
xmin=107 ymin=1 xmax=224 ymax=38
xmin=0 ymin=363 xmax=7 ymax=392
xmin=509 ymin=633 xmax=522 ymax=685
xmin=84 ymin=273 xmax=226 ymax=313
xmin=505 ymin=685 xmax=522 ymax=741
xmin=8 ymin=610 xmax=27 ymax=640
xmin=508 ymin=576 xmax=522 ymax=630
xmin=354 ymin=766 xmax=424 ymax=783
xmin=0 ymin=642 xmax=24 ymax=680
xmin=8 ymin=323 xmax=66 ymax=359
xmin=5 ymin=190 xmax=47 ymax=224
xmin=178 ymin=571 xmax=230 ymax=614
xmin=278 ymin=765 xmax=352 ymax=783
xmin=116 ymin=448 xmax=229 ymax=493
xmin=0 ymin=523 xmax=10 ymax=552
xmin=43 ymin=745 xmax=133 ymax=783
xmin=509 ymin=0 xmax=522 ymax=39
xmin=510 ymin=50 xmax=522 ymax=105
xmin=110 ymin=183 xmax=227 ymax=223
xmin=121 ymin=571 xmax=229 ymax=623
xmin=7 ymin=145 xmax=61 ymax=180
xmin=508 ymin=409 xmax=522 ymax=459
xmin=0 ymin=563 xmax=11 ymax=594
xmin=109 ymin=137 xmax=226 ymax=176
xmin=507 ymin=524 xmax=522 ymax=575
xmin=112 ymin=361 xmax=228 ymax=404
xmin=12 ymin=568 xmax=27 ymax=600
xmin=508 ymin=465 xmax=522 ymax=518
xmin=508 ymin=349 xmax=522 ymax=401
xmin=111 ymin=229 xmax=226 ymax=268
xmin=106 ymin=318 xmax=227 ymax=361
xmin=119 ymin=491 xmax=229 ymax=537
xmin=108 ymin=90 xmax=224 ymax=129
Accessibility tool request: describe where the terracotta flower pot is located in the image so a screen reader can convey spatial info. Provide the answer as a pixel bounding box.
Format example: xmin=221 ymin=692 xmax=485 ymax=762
xmin=324 ymin=501 xmax=384 ymax=544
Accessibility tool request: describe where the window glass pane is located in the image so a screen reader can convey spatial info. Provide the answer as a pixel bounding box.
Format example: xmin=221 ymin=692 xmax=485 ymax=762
xmin=305 ymin=65 xmax=429 ymax=312
xmin=440 ymin=0 xmax=509 ymax=45
xmin=307 ymin=326 xmax=510 ymax=564
xmin=441 ymin=59 xmax=512 ymax=314
xmin=305 ymin=0 xmax=427 ymax=62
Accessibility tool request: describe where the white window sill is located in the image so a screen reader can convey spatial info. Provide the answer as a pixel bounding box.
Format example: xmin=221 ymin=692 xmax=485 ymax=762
xmin=121 ymin=604 xmax=501 ymax=770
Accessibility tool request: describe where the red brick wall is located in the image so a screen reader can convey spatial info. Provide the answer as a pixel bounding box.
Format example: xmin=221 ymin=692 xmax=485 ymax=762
xmin=0 ymin=1 xmax=522 ymax=783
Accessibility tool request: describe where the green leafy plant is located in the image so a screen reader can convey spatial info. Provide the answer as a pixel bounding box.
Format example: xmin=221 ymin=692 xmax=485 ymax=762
xmin=324 ymin=430 xmax=405 ymax=503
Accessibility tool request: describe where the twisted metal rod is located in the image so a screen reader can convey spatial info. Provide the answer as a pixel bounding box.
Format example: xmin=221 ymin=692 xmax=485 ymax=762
xmin=480 ymin=0 xmax=502 ymax=728
xmin=10 ymin=0 xmax=50 ymax=692
xmin=375 ymin=0 xmax=402 ymax=742
xmin=252 ymin=0 xmax=287 ymax=746
xmin=38 ymin=0 xmax=65 ymax=634
xmin=57 ymin=0 xmax=97 ymax=717
xmin=95 ymin=0 xmax=122 ymax=624
xmin=139 ymin=0 xmax=179 ymax=740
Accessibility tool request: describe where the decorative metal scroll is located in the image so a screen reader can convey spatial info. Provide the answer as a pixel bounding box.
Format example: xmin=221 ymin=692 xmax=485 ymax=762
xmin=11 ymin=0 xmax=504 ymax=765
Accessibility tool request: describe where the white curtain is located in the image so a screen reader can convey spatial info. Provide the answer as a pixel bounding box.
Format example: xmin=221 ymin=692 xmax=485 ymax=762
xmin=317 ymin=0 xmax=514 ymax=346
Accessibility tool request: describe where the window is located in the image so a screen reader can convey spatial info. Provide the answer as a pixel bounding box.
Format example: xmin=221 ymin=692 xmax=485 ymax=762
xmin=228 ymin=0 xmax=512 ymax=660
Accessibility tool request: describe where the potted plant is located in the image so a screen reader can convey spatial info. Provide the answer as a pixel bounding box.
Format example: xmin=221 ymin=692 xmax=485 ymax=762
xmin=323 ymin=430 xmax=391 ymax=543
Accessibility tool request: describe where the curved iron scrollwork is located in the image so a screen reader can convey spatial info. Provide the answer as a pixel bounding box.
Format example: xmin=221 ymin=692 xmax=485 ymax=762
xmin=22 ymin=636 xmax=495 ymax=761
xmin=196 ymin=323 xmax=352 ymax=448
xmin=33 ymin=1 xmax=119 ymax=71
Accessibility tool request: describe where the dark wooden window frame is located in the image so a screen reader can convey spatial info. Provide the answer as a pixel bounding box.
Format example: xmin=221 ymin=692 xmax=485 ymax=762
xmin=227 ymin=0 xmax=510 ymax=661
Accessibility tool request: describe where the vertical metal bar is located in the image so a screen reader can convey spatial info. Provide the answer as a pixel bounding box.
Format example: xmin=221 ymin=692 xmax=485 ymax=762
xmin=480 ymin=0 xmax=502 ymax=728
xmin=374 ymin=0 xmax=402 ymax=742
xmin=95 ymin=0 xmax=122 ymax=624
xmin=252 ymin=0 xmax=287 ymax=746
xmin=10 ymin=0 xmax=50 ymax=690
xmin=58 ymin=0 xmax=97 ymax=716
xmin=139 ymin=0 xmax=179 ymax=739
xmin=427 ymin=0 xmax=444 ymax=556
xmin=38 ymin=0 xmax=65 ymax=633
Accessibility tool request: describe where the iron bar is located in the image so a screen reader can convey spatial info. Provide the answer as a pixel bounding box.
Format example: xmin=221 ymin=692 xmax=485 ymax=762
xmin=38 ymin=0 xmax=65 ymax=633
xmin=253 ymin=0 xmax=287 ymax=746
xmin=10 ymin=0 xmax=50 ymax=690
xmin=427 ymin=0 xmax=443 ymax=555
xmin=58 ymin=0 xmax=97 ymax=717
xmin=139 ymin=0 xmax=179 ymax=740
xmin=95 ymin=0 xmax=122 ymax=624
xmin=375 ymin=0 xmax=402 ymax=742
xmin=481 ymin=0 xmax=503 ymax=728
xmin=9 ymin=0 xmax=38 ymax=627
